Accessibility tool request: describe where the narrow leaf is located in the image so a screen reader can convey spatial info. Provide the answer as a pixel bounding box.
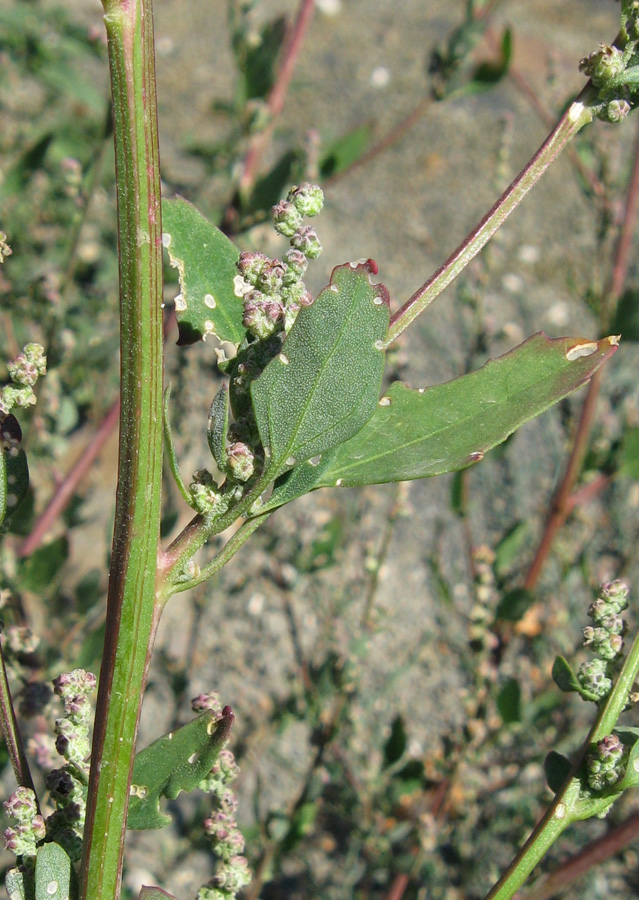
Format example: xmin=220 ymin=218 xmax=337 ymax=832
xmin=497 ymin=677 xmax=522 ymax=724
xmin=251 ymin=262 xmax=389 ymax=477
xmin=35 ymin=843 xmax=76 ymax=900
xmin=208 ymin=384 xmax=230 ymax=470
xmin=310 ymin=334 xmax=619 ymax=488
xmin=5 ymin=867 xmax=27 ymax=900
xmin=161 ymin=198 xmax=243 ymax=346
xmin=127 ymin=709 xmax=233 ymax=830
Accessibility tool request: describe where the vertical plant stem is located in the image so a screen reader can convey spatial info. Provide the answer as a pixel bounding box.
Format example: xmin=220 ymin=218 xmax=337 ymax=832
xmin=0 ymin=636 xmax=36 ymax=797
xmin=385 ymin=93 xmax=595 ymax=345
xmin=79 ymin=0 xmax=164 ymax=898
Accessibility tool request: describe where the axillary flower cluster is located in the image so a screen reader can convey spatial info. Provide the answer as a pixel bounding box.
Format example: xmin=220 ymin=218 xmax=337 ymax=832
xmin=579 ymin=1 xmax=639 ymax=122
xmin=189 ymin=184 xmax=325 ymax=518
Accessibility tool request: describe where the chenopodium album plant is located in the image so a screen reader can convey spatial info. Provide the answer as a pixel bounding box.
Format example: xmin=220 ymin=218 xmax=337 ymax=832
xmin=4 ymin=1 xmax=639 ymax=899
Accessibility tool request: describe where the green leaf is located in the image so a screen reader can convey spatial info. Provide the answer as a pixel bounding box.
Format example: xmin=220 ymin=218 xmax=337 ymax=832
xmin=251 ymin=262 xmax=389 ymax=477
xmin=551 ymin=655 xmax=582 ymax=694
xmin=497 ymin=678 xmax=522 ymax=724
xmin=35 ymin=843 xmax=77 ymax=900
xmin=383 ymin=715 xmax=408 ymax=767
xmin=319 ymin=123 xmax=373 ymax=178
xmin=127 ymin=709 xmax=233 ymax=830
xmin=544 ymin=751 xmax=572 ymax=794
xmin=5 ymin=867 xmax=28 ymax=900
xmin=18 ymin=536 xmax=69 ymax=592
xmin=245 ymin=149 xmax=305 ymax=220
xmin=551 ymin=655 xmax=599 ymax=702
xmin=161 ymin=198 xmax=243 ymax=347
xmin=308 ymin=333 xmax=619 ymax=489
xmin=0 ymin=133 xmax=54 ymax=200
xmin=207 ymin=384 xmax=230 ymax=471
xmin=138 ymin=889 xmax=179 ymax=900
xmin=495 ymin=588 xmax=534 ymax=623
xmin=1 ymin=415 xmax=30 ymax=527
xmin=616 ymin=727 xmax=639 ymax=790
xmin=241 ymin=16 xmax=286 ymax=101
xmin=611 ymin=289 xmax=639 ymax=341
xmin=465 ymin=27 xmax=512 ymax=93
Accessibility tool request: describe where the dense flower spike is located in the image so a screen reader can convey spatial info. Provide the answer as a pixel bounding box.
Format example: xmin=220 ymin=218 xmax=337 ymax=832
xmin=196 ymin=705 xmax=249 ymax=900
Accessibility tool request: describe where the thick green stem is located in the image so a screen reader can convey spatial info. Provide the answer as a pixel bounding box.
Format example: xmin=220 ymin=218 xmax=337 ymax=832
xmin=385 ymin=91 xmax=595 ymax=345
xmin=79 ymin=1 xmax=164 ymax=898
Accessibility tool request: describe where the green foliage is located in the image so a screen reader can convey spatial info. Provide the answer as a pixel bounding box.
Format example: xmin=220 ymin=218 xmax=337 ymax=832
xmin=497 ymin=678 xmax=522 ymax=724
xmin=319 ymin=124 xmax=373 ymax=179
xmin=35 ymin=843 xmax=77 ymax=900
xmin=544 ymin=750 xmax=572 ymax=794
xmin=18 ymin=536 xmax=69 ymax=593
xmin=161 ymin=198 xmax=243 ymax=346
xmin=127 ymin=710 xmax=233 ymax=830
xmin=495 ymin=589 xmax=534 ymax=623
xmin=260 ymin=333 xmax=618 ymax=511
xmin=138 ymin=889 xmax=178 ymax=900
xmin=251 ymin=262 xmax=390 ymax=478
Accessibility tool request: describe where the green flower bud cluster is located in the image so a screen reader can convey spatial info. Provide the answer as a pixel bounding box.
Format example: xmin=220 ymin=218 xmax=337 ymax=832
xmin=0 ymin=343 xmax=47 ymax=416
xmin=580 ymin=4 xmax=639 ymax=123
xmin=196 ymin=722 xmax=250 ymax=900
xmin=43 ymin=669 xmax=97 ymax=860
xmin=235 ymin=183 xmax=322 ymax=342
xmin=586 ymin=733 xmax=628 ymax=792
xmin=577 ymin=581 xmax=629 ymax=700
xmin=3 ymin=787 xmax=45 ymax=860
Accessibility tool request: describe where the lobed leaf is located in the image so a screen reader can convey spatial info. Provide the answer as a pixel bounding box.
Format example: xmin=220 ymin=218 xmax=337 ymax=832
xmin=127 ymin=709 xmax=233 ymax=830
xmin=251 ymin=262 xmax=389 ymax=478
xmin=161 ymin=198 xmax=243 ymax=346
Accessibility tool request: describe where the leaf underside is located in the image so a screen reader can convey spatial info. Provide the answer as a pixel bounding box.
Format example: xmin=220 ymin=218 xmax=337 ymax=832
xmin=251 ymin=261 xmax=390 ymax=478
xmin=161 ymin=197 xmax=243 ymax=346
xmin=258 ymin=333 xmax=618 ymax=512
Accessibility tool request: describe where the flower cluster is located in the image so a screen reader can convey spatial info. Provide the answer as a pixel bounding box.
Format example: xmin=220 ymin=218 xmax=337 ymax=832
xmin=194 ymin=697 xmax=250 ymax=900
xmin=234 ymin=183 xmax=323 ymax=340
xmin=0 ymin=343 xmax=47 ymax=416
xmin=44 ymin=669 xmax=97 ymax=861
xmin=586 ymin=733 xmax=628 ymax=792
xmin=3 ymin=787 xmax=45 ymax=861
xmin=577 ymin=581 xmax=629 ymax=701
xmin=199 ymin=184 xmax=325 ymax=516
xmin=579 ymin=2 xmax=639 ymax=123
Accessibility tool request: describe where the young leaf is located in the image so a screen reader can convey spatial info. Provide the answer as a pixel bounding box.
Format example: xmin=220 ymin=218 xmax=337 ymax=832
xmin=35 ymin=842 xmax=77 ymax=900
xmin=251 ymin=262 xmax=389 ymax=477
xmin=161 ymin=198 xmax=243 ymax=347
xmin=208 ymin=383 xmax=230 ymax=471
xmin=127 ymin=708 xmax=233 ymax=830
xmin=308 ymin=333 xmax=619 ymax=488
xmin=551 ymin=655 xmax=583 ymax=694
xmin=5 ymin=867 xmax=27 ymax=900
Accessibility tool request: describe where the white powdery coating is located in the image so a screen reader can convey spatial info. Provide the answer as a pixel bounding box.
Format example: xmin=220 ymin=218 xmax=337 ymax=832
xmin=204 ymin=293 xmax=217 ymax=309
xmin=378 ymin=397 xmax=391 ymax=407
xmin=174 ymin=293 xmax=187 ymax=312
xmin=161 ymin=233 xmax=171 ymax=248
xmin=565 ymin=342 xmax=597 ymax=361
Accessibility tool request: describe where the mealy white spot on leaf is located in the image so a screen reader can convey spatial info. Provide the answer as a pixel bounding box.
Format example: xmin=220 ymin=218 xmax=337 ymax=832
xmin=565 ymin=342 xmax=598 ymax=361
xmin=204 ymin=293 xmax=217 ymax=309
